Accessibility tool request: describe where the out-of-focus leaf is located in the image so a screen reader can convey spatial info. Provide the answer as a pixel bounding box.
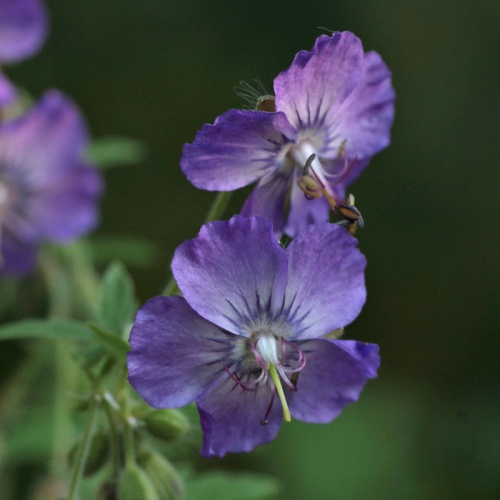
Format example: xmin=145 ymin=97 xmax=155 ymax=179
xmin=89 ymin=236 xmax=159 ymax=267
xmin=0 ymin=319 xmax=92 ymax=342
xmin=89 ymin=323 xmax=130 ymax=359
xmin=86 ymin=136 xmax=146 ymax=168
xmin=185 ymin=472 xmax=281 ymax=500
xmin=95 ymin=262 xmax=136 ymax=334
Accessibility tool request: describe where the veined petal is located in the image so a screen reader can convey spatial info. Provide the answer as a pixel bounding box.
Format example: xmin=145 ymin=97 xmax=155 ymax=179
xmin=283 ymin=177 xmax=330 ymax=237
xmin=274 ymin=32 xmax=363 ymax=140
xmin=172 ymin=216 xmax=288 ymax=336
xmin=0 ymin=0 xmax=48 ymax=63
xmin=283 ymin=223 xmax=366 ymax=339
xmin=328 ymin=50 xmax=395 ymax=159
xmin=197 ymin=376 xmax=283 ymax=458
xmin=181 ymin=109 xmax=296 ymax=191
xmin=240 ymin=170 xmax=293 ymax=239
xmin=128 ymin=296 xmax=233 ymax=409
xmin=287 ymin=339 xmax=380 ymax=423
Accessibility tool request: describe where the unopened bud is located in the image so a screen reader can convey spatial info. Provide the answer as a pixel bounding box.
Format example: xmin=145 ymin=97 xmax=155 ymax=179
xmin=138 ymin=451 xmax=184 ymax=500
xmin=68 ymin=431 xmax=109 ymax=477
xmin=143 ymin=409 xmax=190 ymax=443
xmin=118 ymin=465 xmax=159 ymax=500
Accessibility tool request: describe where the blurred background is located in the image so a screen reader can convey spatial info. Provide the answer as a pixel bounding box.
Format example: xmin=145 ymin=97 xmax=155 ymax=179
xmin=2 ymin=0 xmax=499 ymax=498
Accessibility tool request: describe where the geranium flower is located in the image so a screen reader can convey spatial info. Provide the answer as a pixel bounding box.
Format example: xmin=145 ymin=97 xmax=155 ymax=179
xmin=181 ymin=31 xmax=395 ymax=237
xmin=0 ymin=90 xmax=103 ymax=275
xmin=128 ymin=216 xmax=379 ymax=457
xmin=0 ymin=0 xmax=48 ymax=63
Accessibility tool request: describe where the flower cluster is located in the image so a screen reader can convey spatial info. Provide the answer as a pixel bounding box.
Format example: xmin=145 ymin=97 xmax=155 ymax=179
xmin=128 ymin=31 xmax=394 ymax=457
xmin=0 ymin=0 xmax=102 ymax=275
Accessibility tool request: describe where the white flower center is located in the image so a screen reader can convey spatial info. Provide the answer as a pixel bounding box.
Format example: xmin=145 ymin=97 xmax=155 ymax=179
xmin=255 ymin=333 xmax=280 ymax=366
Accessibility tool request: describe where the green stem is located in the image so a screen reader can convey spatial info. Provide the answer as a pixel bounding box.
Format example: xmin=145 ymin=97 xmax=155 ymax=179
xmin=162 ymin=191 xmax=232 ymax=296
xmin=66 ymin=397 xmax=99 ymax=500
xmin=122 ymin=397 xmax=136 ymax=468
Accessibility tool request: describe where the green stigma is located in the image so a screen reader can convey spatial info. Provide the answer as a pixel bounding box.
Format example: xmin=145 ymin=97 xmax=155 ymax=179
xmin=269 ymin=364 xmax=291 ymax=422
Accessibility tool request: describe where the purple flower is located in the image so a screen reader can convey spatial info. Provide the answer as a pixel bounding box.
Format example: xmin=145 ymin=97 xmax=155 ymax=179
xmin=0 ymin=90 xmax=103 ymax=275
xmin=128 ymin=216 xmax=379 ymax=457
xmin=181 ymin=32 xmax=395 ymax=237
xmin=0 ymin=0 xmax=48 ymax=63
xmin=0 ymin=73 xmax=17 ymax=110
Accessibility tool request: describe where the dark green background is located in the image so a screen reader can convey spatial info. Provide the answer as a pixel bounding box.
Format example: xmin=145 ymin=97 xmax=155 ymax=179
xmin=7 ymin=0 xmax=500 ymax=498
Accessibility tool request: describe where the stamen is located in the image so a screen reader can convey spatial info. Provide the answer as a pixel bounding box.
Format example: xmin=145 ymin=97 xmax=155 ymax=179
xmin=260 ymin=385 xmax=276 ymax=426
xmin=223 ymin=364 xmax=259 ymax=392
xmin=269 ymin=363 xmax=291 ymax=422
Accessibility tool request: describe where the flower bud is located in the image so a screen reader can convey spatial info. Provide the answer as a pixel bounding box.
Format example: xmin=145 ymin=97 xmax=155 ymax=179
xmin=143 ymin=409 xmax=190 ymax=443
xmin=138 ymin=451 xmax=184 ymax=500
xmin=118 ymin=465 xmax=159 ymax=500
xmin=68 ymin=431 xmax=109 ymax=477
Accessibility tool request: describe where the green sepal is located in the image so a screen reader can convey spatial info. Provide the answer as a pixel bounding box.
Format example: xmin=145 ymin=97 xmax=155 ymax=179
xmin=138 ymin=451 xmax=184 ymax=500
xmin=118 ymin=465 xmax=160 ymax=500
xmin=143 ymin=409 xmax=191 ymax=443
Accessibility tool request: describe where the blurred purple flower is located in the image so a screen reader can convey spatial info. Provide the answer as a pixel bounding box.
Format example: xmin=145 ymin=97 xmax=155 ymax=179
xmin=128 ymin=216 xmax=379 ymax=457
xmin=181 ymin=32 xmax=395 ymax=237
xmin=0 ymin=0 xmax=48 ymax=63
xmin=0 ymin=90 xmax=103 ymax=275
xmin=0 ymin=73 xmax=17 ymax=109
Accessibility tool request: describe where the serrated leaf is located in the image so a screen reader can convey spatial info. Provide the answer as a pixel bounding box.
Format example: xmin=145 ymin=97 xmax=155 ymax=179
xmin=96 ymin=262 xmax=136 ymax=334
xmin=86 ymin=136 xmax=146 ymax=168
xmin=89 ymin=323 xmax=130 ymax=359
xmin=185 ymin=472 xmax=281 ymax=500
xmin=0 ymin=319 xmax=92 ymax=342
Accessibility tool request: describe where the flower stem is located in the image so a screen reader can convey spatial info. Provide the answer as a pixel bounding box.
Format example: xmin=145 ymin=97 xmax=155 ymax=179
xmin=66 ymin=397 xmax=99 ymax=500
xmin=269 ymin=364 xmax=291 ymax=422
xmin=162 ymin=191 xmax=232 ymax=296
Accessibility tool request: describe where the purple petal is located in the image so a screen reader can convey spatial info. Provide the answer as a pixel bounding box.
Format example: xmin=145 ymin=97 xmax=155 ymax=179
xmin=128 ymin=296 xmax=233 ymax=409
xmin=240 ymin=170 xmax=292 ymax=239
xmin=0 ymin=232 xmax=36 ymax=275
xmin=0 ymin=90 xmax=89 ymax=178
xmin=274 ymin=32 xmax=363 ymax=137
xmin=197 ymin=376 xmax=283 ymax=457
xmin=283 ymin=223 xmax=366 ymax=340
xmin=0 ymin=0 xmax=48 ymax=63
xmin=172 ymin=216 xmax=288 ymax=336
xmin=287 ymin=338 xmax=380 ymax=423
xmin=283 ymin=176 xmax=330 ymax=237
xmin=0 ymin=73 xmax=17 ymax=109
xmin=330 ymin=50 xmax=395 ymax=159
xmin=181 ymin=109 xmax=296 ymax=191
xmin=28 ymin=164 xmax=103 ymax=242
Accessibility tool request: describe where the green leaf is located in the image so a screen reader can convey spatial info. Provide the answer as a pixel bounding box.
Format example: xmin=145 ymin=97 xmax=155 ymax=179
xmin=89 ymin=236 xmax=159 ymax=267
xmin=86 ymin=136 xmax=146 ymax=168
xmin=96 ymin=262 xmax=136 ymax=334
xmin=89 ymin=323 xmax=130 ymax=359
xmin=185 ymin=472 xmax=281 ymax=500
xmin=0 ymin=319 xmax=92 ymax=342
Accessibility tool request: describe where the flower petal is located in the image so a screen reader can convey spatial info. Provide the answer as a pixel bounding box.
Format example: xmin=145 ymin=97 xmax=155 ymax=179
xmin=287 ymin=338 xmax=380 ymax=423
xmin=28 ymin=164 xmax=103 ymax=242
xmin=0 ymin=90 xmax=90 ymax=179
xmin=283 ymin=176 xmax=330 ymax=237
xmin=0 ymin=0 xmax=48 ymax=63
xmin=181 ymin=109 xmax=296 ymax=191
xmin=283 ymin=223 xmax=366 ymax=339
xmin=240 ymin=170 xmax=293 ymax=239
xmin=0 ymin=232 xmax=36 ymax=275
xmin=197 ymin=376 xmax=283 ymax=457
xmin=0 ymin=73 xmax=17 ymax=109
xmin=274 ymin=32 xmax=363 ymax=139
xmin=128 ymin=296 xmax=233 ymax=409
xmin=329 ymin=50 xmax=395 ymax=159
xmin=172 ymin=216 xmax=288 ymax=336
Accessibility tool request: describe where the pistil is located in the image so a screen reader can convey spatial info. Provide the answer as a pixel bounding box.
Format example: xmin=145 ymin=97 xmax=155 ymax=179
xmin=268 ymin=363 xmax=291 ymax=422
